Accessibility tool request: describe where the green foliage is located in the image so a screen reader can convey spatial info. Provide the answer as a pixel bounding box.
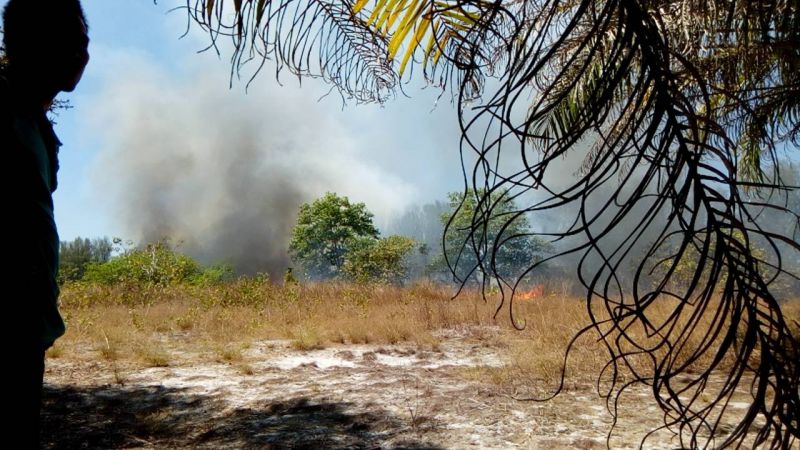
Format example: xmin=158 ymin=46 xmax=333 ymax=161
xmin=58 ymin=237 xmax=113 ymax=284
xmin=289 ymin=192 xmax=379 ymax=279
xmin=83 ymin=241 xmax=231 ymax=286
xmin=430 ymin=190 xmax=552 ymax=284
xmin=191 ymin=263 xmax=235 ymax=286
xmin=342 ymin=235 xmax=417 ymax=284
xmin=651 ymin=230 xmax=769 ymax=290
xmin=388 ymin=201 xmax=449 ymax=279
xmin=283 ymin=267 xmax=298 ymax=285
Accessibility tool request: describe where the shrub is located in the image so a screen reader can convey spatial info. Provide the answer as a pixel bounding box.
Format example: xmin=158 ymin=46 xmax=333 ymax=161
xmin=83 ymin=241 xmax=228 ymax=286
xmin=343 ymin=235 xmax=417 ymax=284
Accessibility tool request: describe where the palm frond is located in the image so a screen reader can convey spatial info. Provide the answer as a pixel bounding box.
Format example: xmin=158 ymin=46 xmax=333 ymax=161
xmin=186 ymin=0 xmax=397 ymax=102
xmin=454 ymin=1 xmax=800 ymax=447
xmin=185 ymin=0 xmax=800 ymax=447
xmin=352 ymin=0 xmax=488 ymax=77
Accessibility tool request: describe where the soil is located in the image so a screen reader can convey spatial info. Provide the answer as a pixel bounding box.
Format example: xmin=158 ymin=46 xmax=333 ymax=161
xmin=41 ymin=329 xmax=758 ymax=449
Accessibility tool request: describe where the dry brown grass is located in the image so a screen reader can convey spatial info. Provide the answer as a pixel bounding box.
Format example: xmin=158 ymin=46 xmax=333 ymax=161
xmin=461 ymin=296 xmax=608 ymax=392
xmin=783 ymin=299 xmax=800 ymax=341
xmin=55 ymin=280 xmax=800 ymax=387
xmin=58 ymin=280 xmax=500 ymax=355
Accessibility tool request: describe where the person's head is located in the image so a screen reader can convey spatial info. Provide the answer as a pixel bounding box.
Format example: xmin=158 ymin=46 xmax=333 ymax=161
xmin=2 ymin=0 xmax=89 ymax=94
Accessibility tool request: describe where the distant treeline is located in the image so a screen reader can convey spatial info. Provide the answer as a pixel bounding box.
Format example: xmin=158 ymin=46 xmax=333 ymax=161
xmin=60 ymin=173 xmax=800 ymax=298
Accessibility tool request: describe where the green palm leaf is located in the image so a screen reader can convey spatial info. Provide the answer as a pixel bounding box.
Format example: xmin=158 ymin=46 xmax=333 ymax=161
xmin=352 ymin=0 xmax=485 ymax=76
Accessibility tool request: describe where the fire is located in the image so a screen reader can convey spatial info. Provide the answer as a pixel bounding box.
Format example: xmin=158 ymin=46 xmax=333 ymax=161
xmin=516 ymin=284 xmax=545 ymax=301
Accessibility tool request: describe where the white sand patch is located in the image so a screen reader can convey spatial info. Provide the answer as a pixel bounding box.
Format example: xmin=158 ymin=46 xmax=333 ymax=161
xmin=272 ymin=352 xmax=359 ymax=370
xmin=727 ymin=401 xmax=753 ymax=409
xmin=263 ymin=341 xmax=506 ymax=371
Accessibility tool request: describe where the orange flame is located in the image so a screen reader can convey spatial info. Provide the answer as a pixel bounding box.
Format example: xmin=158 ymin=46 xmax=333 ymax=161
xmin=516 ymin=284 xmax=545 ymax=301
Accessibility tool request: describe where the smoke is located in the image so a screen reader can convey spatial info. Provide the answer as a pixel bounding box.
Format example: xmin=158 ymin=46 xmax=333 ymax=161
xmin=455 ymin=133 xmax=672 ymax=287
xmin=86 ymin=50 xmax=418 ymax=275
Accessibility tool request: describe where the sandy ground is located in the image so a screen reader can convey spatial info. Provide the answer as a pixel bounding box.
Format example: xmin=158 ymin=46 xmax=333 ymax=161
xmin=41 ymin=329 xmax=765 ymax=449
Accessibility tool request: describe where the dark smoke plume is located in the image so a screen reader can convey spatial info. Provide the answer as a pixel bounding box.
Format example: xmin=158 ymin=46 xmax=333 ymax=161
xmin=89 ymin=58 xmax=414 ymax=276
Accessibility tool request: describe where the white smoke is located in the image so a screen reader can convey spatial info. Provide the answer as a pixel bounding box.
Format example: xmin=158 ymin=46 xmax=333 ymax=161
xmin=85 ymin=48 xmax=422 ymax=274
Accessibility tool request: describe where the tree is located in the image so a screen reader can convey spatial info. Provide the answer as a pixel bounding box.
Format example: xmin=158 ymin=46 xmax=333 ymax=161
xmin=288 ymin=192 xmax=379 ymax=279
xmin=185 ymin=1 xmax=800 ymax=446
xmin=342 ymin=235 xmax=417 ymax=284
xmin=387 ymin=201 xmax=450 ymax=279
xmin=388 ymin=201 xmax=449 ymax=250
xmin=83 ymin=240 xmax=231 ymax=285
xmin=650 ymin=230 xmax=770 ymax=290
xmin=58 ymin=236 xmax=113 ymax=283
xmin=431 ymin=190 xmax=551 ymax=286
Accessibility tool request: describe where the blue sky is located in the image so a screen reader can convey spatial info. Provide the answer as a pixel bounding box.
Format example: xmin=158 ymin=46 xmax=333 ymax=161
xmin=47 ymin=1 xmax=464 ymax=244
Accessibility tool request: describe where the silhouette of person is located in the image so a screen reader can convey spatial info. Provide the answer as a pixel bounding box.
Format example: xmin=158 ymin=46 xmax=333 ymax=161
xmin=1 ymin=0 xmax=89 ymax=446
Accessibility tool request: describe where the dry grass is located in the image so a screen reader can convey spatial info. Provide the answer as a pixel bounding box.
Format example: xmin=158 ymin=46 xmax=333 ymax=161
xmin=461 ymin=296 xmax=608 ymax=392
xmin=45 ymin=343 xmax=64 ymax=359
xmin=57 ymin=281 xmax=501 ymax=357
xmin=55 ymin=280 xmax=800 ymax=387
xmin=783 ymin=299 xmax=800 ymax=341
xmin=136 ymin=341 xmax=171 ymax=367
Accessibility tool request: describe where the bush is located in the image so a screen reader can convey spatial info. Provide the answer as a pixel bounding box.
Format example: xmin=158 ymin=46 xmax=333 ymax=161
xmin=83 ymin=241 xmax=230 ymax=286
xmin=191 ymin=263 xmax=235 ymax=285
xmin=342 ymin=235 xmax=416 ymax=284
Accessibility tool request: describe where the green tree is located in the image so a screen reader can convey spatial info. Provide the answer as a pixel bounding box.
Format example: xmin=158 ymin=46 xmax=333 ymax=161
xmin=430 ymin=190 xmax=551 ymax=285
xmin=288 ymin=192 xmax=379 ymax=279
xmin=342 ymin=235 xmax=417 ymax=284
xmin=58 ymin=237 xmax=113 ymax=283
xmin=650 ymin=230 xmax=770 ymax=290
xmin=83 ymin=241 xmax=230 ymax=285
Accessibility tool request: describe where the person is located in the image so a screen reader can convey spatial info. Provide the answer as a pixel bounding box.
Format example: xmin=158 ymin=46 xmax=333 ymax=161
xmin=1 ymin=0 xmax=89 ymax=446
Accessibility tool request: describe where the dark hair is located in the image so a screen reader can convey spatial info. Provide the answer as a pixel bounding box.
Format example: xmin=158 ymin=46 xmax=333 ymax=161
xmin=2 ymin=0 xmax=87 ymax=60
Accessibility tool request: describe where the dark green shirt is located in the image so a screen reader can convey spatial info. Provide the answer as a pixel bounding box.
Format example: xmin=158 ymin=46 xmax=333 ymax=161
xmin=2 ymin=76 xmax=65 ymax=348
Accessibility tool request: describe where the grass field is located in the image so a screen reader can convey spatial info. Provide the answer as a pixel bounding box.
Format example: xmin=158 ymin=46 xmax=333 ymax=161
xmin=43 ymin=280 xmax=800 ymax=448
